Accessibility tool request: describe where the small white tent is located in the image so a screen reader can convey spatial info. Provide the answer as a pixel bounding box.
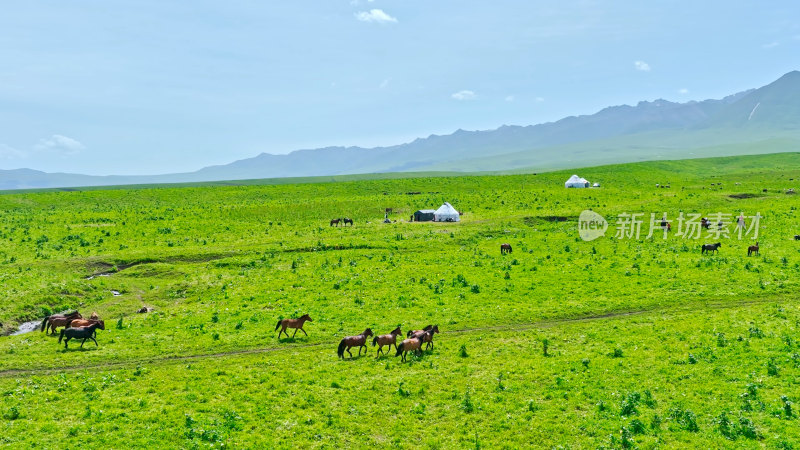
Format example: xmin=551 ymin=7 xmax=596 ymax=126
xmin=434 ymin=202 xmax=460 ymax=222
xmin=565 ymin=174 xmax=590 ymax=188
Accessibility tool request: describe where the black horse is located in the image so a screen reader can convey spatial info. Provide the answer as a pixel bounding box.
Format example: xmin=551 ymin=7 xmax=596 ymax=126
xmin=701 ymin=242 xmax=722 ymax=254
xmin=59 ymin=323 xmax=103 ymax=349
xmin=343 ymin=218 xmax=353 ymax=226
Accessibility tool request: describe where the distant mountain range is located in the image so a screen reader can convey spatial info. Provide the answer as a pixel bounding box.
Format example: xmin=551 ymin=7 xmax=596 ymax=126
xmin=3 ymin=71 xmax=800 ymax=190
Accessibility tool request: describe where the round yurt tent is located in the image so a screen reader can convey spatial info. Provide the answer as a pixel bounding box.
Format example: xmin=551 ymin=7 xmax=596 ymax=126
xmin=433 ymin=202 xmax=460 ymax=222
xmin=565 ymin=174 xmax=590 ymax=188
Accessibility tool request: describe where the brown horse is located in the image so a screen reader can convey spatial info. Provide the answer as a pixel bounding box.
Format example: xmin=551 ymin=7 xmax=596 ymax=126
xmin=69 ymin=319 xmax=105 ymax=338
xmin=343 ymin=218 xmax=353 ymax=227
xmin=372 ymin=326 xmax=402 ymax=356
xmin=337 ymin=328 xmax=374 ymax=359
xmin=407 ymin=325 xmax=432 ymax=338
xmin=409 ymin=325 xmax=440 ymax=350
xmin=748 ymin=242 xmax=760 ymax=256
xmin=275 ymin=314 xmax=313 ymax=339
xmin=41 ymin=311 xmax=82 ymax=334
xmin=395 ymin=331 xmax=429 ymax=362
xmin=330 ymin=218 xmax=341 ymax=227
xmin=500 ymin=243 xmax=512 ymax=254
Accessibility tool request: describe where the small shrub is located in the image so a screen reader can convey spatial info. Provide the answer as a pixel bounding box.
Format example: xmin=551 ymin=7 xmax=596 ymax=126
xmin=542 ymin=339 xmax=549 ymax=357
xmin=459 ymin=344 xmax=468 ymax=358
xmin=629 ymin=418 xmax=646 ymax=435
xmin=3 ymin=406 xmax=20 ymax=421
xmin=581 ymin=358 xmax=590 ymax=370
xmin=620 ymin=392 xmax=641 ymax=416
xmin=688 ymin=353 xmax=698 ymax=364
xmin=782 ymin=395 xmax=793 ymax=418
xmin=612 ymin=348 xmax=624 ymax=358
xmin=461 ymin=390 xmax=474 ymax=413
xmin=767 ymin=359 xmax=779 ymax=376
xmin=714 ymin=411 xmax=735 ymax=440
xmin=116 ymin=317 xmax=124 ymax=329
xmin=737 ymin=416 xmax=759 ymax=439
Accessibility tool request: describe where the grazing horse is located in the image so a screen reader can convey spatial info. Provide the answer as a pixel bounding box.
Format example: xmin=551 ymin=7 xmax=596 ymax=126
xmin=748 ymin=242 xmax=760 ymax=256
xmin=59 ymin=323 xmax=103 ymax=349
xmin=372 ymin=326 xmax=402 ymax=356
xmin=343 ymin=218 xmax=353 ymax=227
xmin=337 ymin=328 xmax=374 ymax=359
xmin=407 ymin=325 xmax=432 ymax=338
xmin=68 ymin=319 xmax=105 ymax=338
xmin=409 ymin=325 xmax=439 ymax=350
xmin=395 ymin=331 xmax=429 ymax=362
xmin=41 ymin=311 xmax=82 ymax=334
xmin=794 ymin=235 xmax=800 ymax=241
xmin=500 ymin=243 xmax=512 ymax=254
xmin=701 ymin=242 xmax=722 ymax=254
xmin=330 ymin=218 xmax=341 ymax=227
xmin=700 ymin=218 xmax=710 ymax=229
xmin=275 ymin=314 xmax=313 ymax=339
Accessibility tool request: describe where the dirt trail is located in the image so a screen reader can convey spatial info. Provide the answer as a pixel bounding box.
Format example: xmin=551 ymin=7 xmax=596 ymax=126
xmin=0 ymin=297 xmax=779 ymax=378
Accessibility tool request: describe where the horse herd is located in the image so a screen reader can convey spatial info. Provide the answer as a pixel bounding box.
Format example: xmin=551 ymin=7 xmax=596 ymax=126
xmin=40 ymin=311 xmax=105 ymax=349
xmin=275 ymin=315 xmax=440 ymax=362
xmin=330 ymin=218 xmax=354 ymax=227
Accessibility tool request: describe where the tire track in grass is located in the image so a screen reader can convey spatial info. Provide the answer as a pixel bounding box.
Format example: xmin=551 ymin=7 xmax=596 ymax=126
xmin=0 ymin=296 xmax=780 ymax=378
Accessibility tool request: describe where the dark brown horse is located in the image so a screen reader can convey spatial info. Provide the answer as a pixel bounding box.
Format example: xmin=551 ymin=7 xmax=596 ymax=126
xmin=372 ymin=326 xmax=402 ymax=356
xmin=500 ymin=243 xmax=512 ymax=254
xmin=41 ymin=311 xmax=82 ymax=334
xmin=330 ymin=218 xmax=341 ymax=227
xmin=409 ymin=325 xmax=439 ymax=350
xmin=395 ymin=331 xmax=430 ymax=362
xmin=407 ymin=325 xmax=432 ymax=338
xmin=795 ymin=235 xmax=800 ymax=240
xmin=748 ymin=242 xmax=759 ymax=256
xmin=275 ymin=314 xmax=313 ymax=339
xmin=59 ymin=322 xmax=103 ymax=349
xmin=343 ymin=218 xmax=353 ymax=227
xmin=337 ymin=328 xmax=374 ymax=358
xmin=700 ymin=218 xmax=710 ymax=229
xmin=701 ymin=242 xmax=721 ymax=254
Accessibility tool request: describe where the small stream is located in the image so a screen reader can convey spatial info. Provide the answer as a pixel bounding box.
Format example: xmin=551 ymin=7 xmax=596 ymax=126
xmin=9 ymin=320 xmax=41 ymax=336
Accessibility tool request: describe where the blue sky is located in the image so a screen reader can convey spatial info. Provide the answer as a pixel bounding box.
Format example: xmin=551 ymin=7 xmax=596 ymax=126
xmin=1 ymin=1 xmax=798 ymax=175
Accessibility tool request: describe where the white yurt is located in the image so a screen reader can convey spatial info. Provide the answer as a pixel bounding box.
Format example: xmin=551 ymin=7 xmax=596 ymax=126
xmin=433 ymin=202 xmax=460 ymax=222
xmin=565 ymin=174 xmax=590 ymax=188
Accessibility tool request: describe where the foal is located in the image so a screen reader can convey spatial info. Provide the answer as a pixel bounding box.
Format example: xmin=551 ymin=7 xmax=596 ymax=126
xmin=372 ymin=326 xmax=402 ymax=357
xmin=337 ymin=328 xmax=374 ymax=359
xmin=275 ymin=314 xmax=313 ymax=339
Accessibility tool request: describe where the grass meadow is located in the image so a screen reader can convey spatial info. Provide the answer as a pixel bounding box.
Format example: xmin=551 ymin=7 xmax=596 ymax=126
xmin=1 ymin=153 xmax=800 ymax=448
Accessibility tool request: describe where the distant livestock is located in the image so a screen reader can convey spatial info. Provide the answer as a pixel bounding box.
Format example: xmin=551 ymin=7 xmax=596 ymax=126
xmin=747 ymin=242 xmax=760 ymax=257
xmin=500 ymin=243 xmax=512 ymax=254
xmin=275 ymin=314 xmax=313 ymax=339
xmin=701 ymin=243 xmax=722 ymax=254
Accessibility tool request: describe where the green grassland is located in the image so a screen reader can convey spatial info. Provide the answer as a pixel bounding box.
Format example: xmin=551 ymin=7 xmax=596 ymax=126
xmin=1 ymin=153 xmax=800 ymax=448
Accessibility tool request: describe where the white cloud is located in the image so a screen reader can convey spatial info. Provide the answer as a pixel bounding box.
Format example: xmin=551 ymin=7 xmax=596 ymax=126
xmin=762 ymin=41 xmax=779 ymax=49
xmin=678 ymin=88 xmax=689 ymax=95
xmin=451 ymin=90 xmax=476 ymax=101
xmin=505 ymin=95 xmax=515 ymax=102
xmin=634 ymin=60 xmax=651 ymax=72
xmin=355 ymin=9 xmax=397 ymax=23
xmin=379 ymin=78 xmax=391 ymax=89
xmin=34 ymin=134 xmax=85 ymax=154
xmin=0 ymin=143 xmax=25 ymax=159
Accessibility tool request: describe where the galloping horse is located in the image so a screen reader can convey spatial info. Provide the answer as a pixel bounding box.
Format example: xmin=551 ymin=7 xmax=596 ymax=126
xmin=59 ymin=322 xmax=103 ymax=349
xmin=372 ymin=326 xmax=402 ymax=356
xmin=275 ymin=314 xmax=313 ymax=339
xmin=330 ymin=218 xmax=341 ymax=227
xmin=395 ymin=330 xmax=430 ymax=362
xmin=41 ymin=311 xmax=82 ymax=335
xmin=337 ymin=328 xmax=374 ymax=359
xmin=701 ymin=242 xmax=722 ymax=254
xmin=407 ymin=325 xmax=432 ymax=338
xmin=409 ymin=325 xmax=439 ymax=350
xmin=68 ymin=319 xmax=105 ymax=338
xmin=748 ymin=242 xmax=760 ymax=256
xmin=500 ymin=243 xmax=512 ymax=254
xmin=343 ymin=218 xmax=353 ymax=227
